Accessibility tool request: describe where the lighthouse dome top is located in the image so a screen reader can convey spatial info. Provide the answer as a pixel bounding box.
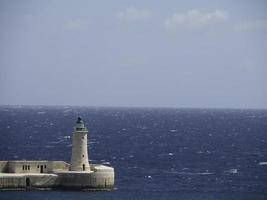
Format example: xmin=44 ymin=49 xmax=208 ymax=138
xmin=76 ymin=116 xmax=83 ymax=124
xmin=74 ymin=116 xmax=87 ymax=131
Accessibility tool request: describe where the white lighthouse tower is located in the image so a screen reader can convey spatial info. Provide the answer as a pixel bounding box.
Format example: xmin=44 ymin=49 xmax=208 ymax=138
xmin=70 ymin=117 xmax=91 ymax=171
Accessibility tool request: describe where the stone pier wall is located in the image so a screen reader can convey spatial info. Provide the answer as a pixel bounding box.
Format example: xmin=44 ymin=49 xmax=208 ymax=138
xmin=0 ymin=162 xmax=114 ymax=190
xmin=0 ymin=161 xmax=8 ymax=173
xmin=0 ymin=174 xmax=58 ymax=189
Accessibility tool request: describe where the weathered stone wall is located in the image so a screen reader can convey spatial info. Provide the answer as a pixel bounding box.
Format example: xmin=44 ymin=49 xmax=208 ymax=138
xmin=0 ymin=174 xmax=58 ymax=189
xmin=56 ymin=172 xmax=93 ymax=188
xmin=0 ymin=175 xmax=25 ymax=188
xmin=90 ymin=165 xmax=115 ymax=188
xmin=7 ymin=161 xmax=69 ymax=173
xmin=55 ymin=166 xmax=114 ymax=189
xmin=0 ymin=161 xmax=8 ymax=173
xmin=8 ymin=161 xmax=49 ymax=173
xmin=25 ymin=174 xmax=58 ymax=188
xmin=0 ymin=162 xmax=114 ymax=190
xmin=89 ymin=172 xmax=114 ymax=188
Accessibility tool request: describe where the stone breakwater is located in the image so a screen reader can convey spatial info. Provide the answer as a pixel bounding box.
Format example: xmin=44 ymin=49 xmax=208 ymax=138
xmin=0 ymin=117 xmax=115 ymax=190
xmin=0 ymin=161 xmax=114 ymax=190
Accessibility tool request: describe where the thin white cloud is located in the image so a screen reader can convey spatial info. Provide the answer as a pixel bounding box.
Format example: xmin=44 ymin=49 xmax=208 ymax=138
xmin=116 ymin=7 xmax=151 ymax=22
xmin=234 ymin=19 xmax=267 ymax=32
xmin=64 ymin=19 xmax=89 ymax=31
xmin=165 ymin=9 xmax=228 ymax=30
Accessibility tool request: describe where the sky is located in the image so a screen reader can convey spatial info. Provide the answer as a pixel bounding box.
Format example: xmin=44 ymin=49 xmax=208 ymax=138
xmin=0 ymin=0 xmax=266 ymax=108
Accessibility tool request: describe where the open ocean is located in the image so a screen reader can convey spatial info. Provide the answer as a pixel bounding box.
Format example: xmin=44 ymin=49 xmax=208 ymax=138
xmin=0 ymin=105 xmax=266 ymax=200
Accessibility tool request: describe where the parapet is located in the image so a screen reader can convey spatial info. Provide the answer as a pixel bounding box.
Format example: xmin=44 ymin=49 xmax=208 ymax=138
xmin=1 ymin=161 xmax=69 ymax=174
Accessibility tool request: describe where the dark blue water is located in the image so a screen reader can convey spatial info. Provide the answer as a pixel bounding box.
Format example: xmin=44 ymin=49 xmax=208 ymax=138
xmin=0 ymin=106 xmax=267 ymax=200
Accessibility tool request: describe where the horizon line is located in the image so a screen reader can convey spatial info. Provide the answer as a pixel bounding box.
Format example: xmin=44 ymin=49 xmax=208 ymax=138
xmin=0 ymin=104 xmax=266 ymax=110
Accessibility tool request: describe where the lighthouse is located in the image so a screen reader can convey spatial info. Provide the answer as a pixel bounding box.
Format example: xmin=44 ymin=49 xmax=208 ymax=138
xmin=70 ymin=117 xmax=91 ymax=171
xmin=0 ymin=116 xmax=115 ymax=189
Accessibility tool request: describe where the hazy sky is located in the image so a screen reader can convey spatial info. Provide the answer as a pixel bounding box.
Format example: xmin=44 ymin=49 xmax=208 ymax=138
xmin=0 ymin=0 xmax=266 ymax=108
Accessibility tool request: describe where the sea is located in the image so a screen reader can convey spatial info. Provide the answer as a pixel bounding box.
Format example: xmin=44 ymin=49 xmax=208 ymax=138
xmin=0 ymin=105 xmax=266 ymax=200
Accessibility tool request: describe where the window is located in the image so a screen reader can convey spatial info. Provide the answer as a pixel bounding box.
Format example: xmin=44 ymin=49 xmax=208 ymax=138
xmin=22 ymin=165 xmax=30 ymax=170
xmin=37 ymin=165 xmax=39 ymax=168
xmin=82 ymin=136 xmax=84 ymax=139
xmin=82 ymin=154 xmax=84 ymax=157
xmin=44 ymin=165 xmax=47 ymax=169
